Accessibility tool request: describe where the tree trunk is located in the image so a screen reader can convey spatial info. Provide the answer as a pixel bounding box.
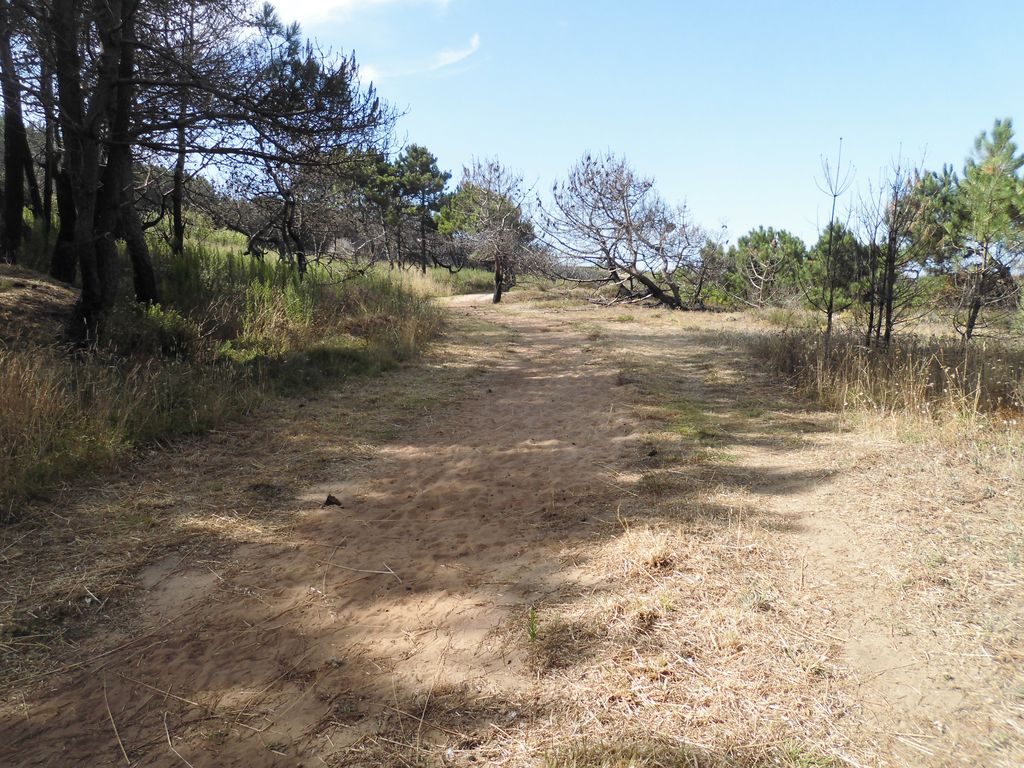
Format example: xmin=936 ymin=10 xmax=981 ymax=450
xmin=124 ymin=203 xmax=159 ymax=302
xmin=274 ymin=185 xmax=305 ymax=277
xmin=54 ymin=0 xmax=121 ymax=336
xmin=171 ymin=98 xmax=187 ymax=255
xmin=93 ymin=163 xmax=122 ymax=312
xmin=690 ymin=270 xmax=705 ymax=310
xmin=104 ymin=0 xmax=158 ymax=305
xmin=49 ymin=159 xmax=77 ymax=283
xmin=882 ymin=233 xmax=898 ymax=348
xmin=824 ymin=283 xmax=835 ymax=341
xmin=864 ymin=246 xmax=877 ymax=347
xmin=492 ymin=257 xmax=503 ymax=303
xmin=42 ymin=73 xmax=55 ymax=237
xmin=0 ymin=0 xmax=27 ymax=262
xmin=23 ymin=143 xmax=42 ymax=217
xmin=419 ymin=194 xmax=428 ymax=273
xmin=606 ymin=255 xmax=631 ymax=299
xmin=395 ymin=215 xmax=403 ymax=268
xmin=631 ymin=267 xmax=682 ymax=309
xmin=964 ymin=294 xmax=982 ymax=341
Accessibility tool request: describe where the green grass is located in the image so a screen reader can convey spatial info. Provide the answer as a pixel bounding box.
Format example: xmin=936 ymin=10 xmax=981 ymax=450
xmin=663 ymin=397 xmax=723 ymax=444
xmin=544 ymin=740 xmax=842 ymax=768
xmin=424 ymin=266 xmax=495 ymax=295
xmin=0 ymin=239 xmax=444 ymax=517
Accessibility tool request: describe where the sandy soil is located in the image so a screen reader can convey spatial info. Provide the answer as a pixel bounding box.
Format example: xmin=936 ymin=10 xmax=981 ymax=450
xmin=1 ymin=297 xmax=637 ymax=766
xmin=1 ymin=295 xmax=1020 ymax=767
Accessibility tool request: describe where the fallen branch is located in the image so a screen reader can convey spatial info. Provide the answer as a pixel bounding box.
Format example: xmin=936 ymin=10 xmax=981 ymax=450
xmin=163 ymin=712 xmax=195 ymax=767
xmin=317 ymin=559 xmax=402 ymax=583
xmin=103 ymin=677 xmax=131 ymax=765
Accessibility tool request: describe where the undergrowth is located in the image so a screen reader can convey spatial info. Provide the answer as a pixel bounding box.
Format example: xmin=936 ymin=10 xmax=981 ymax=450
xmin=0 ymin=244 xmax=445 ymax=518
xmin=753 ymin=330 xmax=1024 ymax=421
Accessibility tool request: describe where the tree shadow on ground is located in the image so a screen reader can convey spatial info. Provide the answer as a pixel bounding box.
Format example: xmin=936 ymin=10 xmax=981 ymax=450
xmin=0 ymin=309 xmax=853 ymax=767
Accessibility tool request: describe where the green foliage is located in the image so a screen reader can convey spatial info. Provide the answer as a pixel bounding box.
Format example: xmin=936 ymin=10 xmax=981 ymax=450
xmin=1013 ymin=304 xmax=1024 ymax=335
xmin=19 ymin=218 xmax=57 ymax=275
xmin=436 ymin=184 xmax=475 ymax=237
xmin=106 ymin=303 xmax=201 ymax=358
xmin=437 ymin=180 xmax=533 ymax=244
xmin=912 ymin=165 xmax=961 ymax=270
xmin=730 ymin=226 xmax=807 ymax=306
xmin=395 ymin=144 xmax=450 ymax=213
xmin=912 ymin=119 xmax=1024 ymax=338
xmin=425 ymin=266 xmax=495 ymax=294
xmin=958 ymin=118 xmax=1024 ymax=254
xmin=802 ymin=223 xmax=866 ymax=315
xmin=437 ymin=161 xmax=534 ymax=300
xmin=527 ymin=605 xmax=539 ymax=642
xmin=0 ymin=239 xmax=443 ymax=511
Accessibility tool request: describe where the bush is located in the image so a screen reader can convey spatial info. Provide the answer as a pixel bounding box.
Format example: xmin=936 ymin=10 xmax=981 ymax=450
xmin=106 ymin=303 xmax=201 ymax=358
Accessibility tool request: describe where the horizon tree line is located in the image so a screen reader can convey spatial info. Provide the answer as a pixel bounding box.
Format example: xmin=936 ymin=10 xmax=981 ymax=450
xmin=0 ymin=4 xmax=1019 ymax=343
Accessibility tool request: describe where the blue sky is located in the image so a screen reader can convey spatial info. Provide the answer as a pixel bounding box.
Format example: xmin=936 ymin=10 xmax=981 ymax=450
xmin=271 ymin=0 xmax=1024 ymax=245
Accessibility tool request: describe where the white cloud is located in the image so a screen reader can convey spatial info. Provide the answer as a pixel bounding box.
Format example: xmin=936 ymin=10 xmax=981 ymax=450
xmin=272 ymin=0 xmax=450 ymax=26
xmin=360 ymin=64 xmax=382 ymax=83
xmin=431 ymin=32 xmax=479 ymax=70
xmin=363 ymin=32 xmax=481 ymax=82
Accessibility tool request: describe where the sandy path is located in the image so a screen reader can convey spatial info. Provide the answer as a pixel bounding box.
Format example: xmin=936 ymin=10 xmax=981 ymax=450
xmin=1 ymin=297 xmax=635 ymax=767
xmin=2 ymin=298 xmax=1020 ymax=767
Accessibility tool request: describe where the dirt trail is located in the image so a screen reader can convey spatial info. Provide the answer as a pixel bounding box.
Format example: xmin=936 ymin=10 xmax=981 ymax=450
xmin=1 ymin=297 xmax=1020 ymax=767
xmin=1 ymin=296 xmax=636 ymax=766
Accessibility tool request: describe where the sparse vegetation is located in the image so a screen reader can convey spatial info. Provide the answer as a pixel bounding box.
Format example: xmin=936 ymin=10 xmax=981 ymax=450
xmin=754 ymin=328 xmax=1024 ymax=419
xmin=0 ymin=1 xmax=1021 ymax=766
xmin=0 ymin=246 xmax=443 ymax=515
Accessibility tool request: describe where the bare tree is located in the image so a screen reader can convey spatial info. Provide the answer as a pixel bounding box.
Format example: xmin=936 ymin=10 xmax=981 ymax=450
xmin=804 ymin=139 xmax=855 ymax=340
xmin=440 ymin=158 xmax=533 ymax=303
xmin=858 ymin=159 xmax=926 ymax=347
xmin=541 ymin=152 xmax=706 ymax=309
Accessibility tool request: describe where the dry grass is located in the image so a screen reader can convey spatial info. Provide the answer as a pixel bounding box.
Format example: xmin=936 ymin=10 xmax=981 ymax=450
xmin=0 ymin=309 xmax=513 ymax=691
xmin=492 ymin=304 xmax=1020 ymax=767
xmin=5 ymin=296 xmax=1022 ymax=767
xmin=508 ymin=511 xmax=852 ymax=766
xmin=312 ymin=303 xmax=1024 ymax=767
xmin=402 ymin=310 xmax=860 ymax=767
xmin=0 ymin=347 xmax=262 ymax=521
xmin=0 ymin=260 xmax=444 ymax=514
xmin=753 ymin=329 xmax=1024 ymax=421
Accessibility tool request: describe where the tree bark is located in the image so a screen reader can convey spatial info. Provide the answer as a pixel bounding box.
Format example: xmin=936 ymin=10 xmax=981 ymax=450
xmin=171 ymin=98 xmax=187 ymax=255
xmin=41 ymin=69 xmax=55 ymax=237
xmin=964 ymin=294 xmax=982 ymax=341
xmin=54 ymin=0 xmax=120 ymax=336
xmin=419 ymin=193 xmax=428 ymax=273
xmin=49 ymin=158 xmax=77 ymax=283
xmin=492 ymin=257 xmax=503 ymax=303
xmin=881 ymin=230 xmax=898 ymax=348
xmin=0 ymin=0 xmax=27 ymax=262
xmin=109 ymin=0 xmax=159 ymax=303
xmin=22 ymin=142 xmax=42 ymax=216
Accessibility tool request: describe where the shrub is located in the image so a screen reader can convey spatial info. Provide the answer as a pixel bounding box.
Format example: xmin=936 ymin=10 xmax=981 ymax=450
xmin=106 ymin=303 xmax=201 ymax=358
